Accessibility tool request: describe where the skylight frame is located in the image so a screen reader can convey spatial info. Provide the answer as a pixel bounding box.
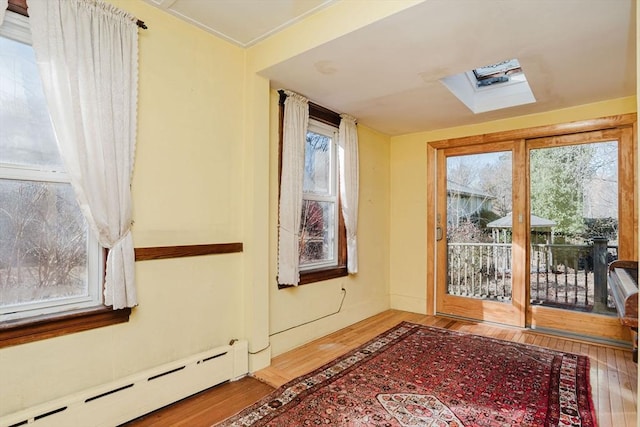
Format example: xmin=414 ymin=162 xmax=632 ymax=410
xmin=440 ymin=58 xmax=536 ymax=114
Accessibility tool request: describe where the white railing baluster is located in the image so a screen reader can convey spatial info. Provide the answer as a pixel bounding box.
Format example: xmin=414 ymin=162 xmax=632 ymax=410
xmin=446 ymin=241 xmax=614 ymax=312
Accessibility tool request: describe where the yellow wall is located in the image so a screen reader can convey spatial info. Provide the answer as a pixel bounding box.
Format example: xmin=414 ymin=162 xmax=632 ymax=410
xmin=266 ymin=92 xmax=391 ymax=356
xmin=245 ymin=0 xmax=419 ymax=358
xmin=0 ymin=1 xmax=248 ymax=416
xmin=0 ymin=0 xmax=410 ymax=415
xmin=388 ymin=97 xmax=637 ymax=314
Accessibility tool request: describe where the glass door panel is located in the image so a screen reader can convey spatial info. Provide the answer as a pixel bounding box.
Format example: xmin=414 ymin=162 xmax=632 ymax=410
xmin=446 ymin=152 xmax=513 ymax=301
xmin=529 ymin=141 xmax=619 ymax=315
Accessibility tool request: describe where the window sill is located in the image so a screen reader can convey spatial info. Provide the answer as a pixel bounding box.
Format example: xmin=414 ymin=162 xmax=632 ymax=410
xmin=0 ymin=306 xmax=131 ymax=349
xmin=279 ymin=265 xmax=348 ymax=288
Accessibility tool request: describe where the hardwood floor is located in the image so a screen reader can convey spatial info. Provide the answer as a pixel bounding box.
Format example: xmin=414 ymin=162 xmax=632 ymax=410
xmin=124 ymin=310 xmax=637 ymax=426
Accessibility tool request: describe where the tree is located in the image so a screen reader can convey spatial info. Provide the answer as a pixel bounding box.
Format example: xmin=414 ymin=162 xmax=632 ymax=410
xmin=299 ymin=200 xmax=327 ymax=263
xmin=447 ymin=158 xmax=477 ymax=188
xmin=479 ymin=153 xmax=512 ymax=216
xmin=530 ymin=144 xmax=595 ymax=237
xmin=0 ymin=181 xmax=86 ymax=305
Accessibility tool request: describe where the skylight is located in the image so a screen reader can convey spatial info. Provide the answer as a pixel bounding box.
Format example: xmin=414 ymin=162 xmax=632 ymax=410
xmin=440 ymin=58 xmax=536 ymax=114
xmin=473 ymin=59 xmax=522 ymax=87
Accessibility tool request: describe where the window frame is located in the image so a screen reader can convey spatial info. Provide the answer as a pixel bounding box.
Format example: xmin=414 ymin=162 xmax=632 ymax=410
xmin=299 ymin=120 xmax=340 ymax=271
xmin=278 ymin=91 xmax=347 ymax=287
xmin=0 ymin=8 xmax=130 ymax=348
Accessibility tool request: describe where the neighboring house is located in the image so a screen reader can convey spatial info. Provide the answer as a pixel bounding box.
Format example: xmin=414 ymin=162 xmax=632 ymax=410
xmin=447 ymin=180 xmax=495 ymax=226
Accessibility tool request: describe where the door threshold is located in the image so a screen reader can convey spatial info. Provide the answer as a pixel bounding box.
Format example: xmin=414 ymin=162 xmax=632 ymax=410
xmin=436 ymin=312 xmax=632 ymax=350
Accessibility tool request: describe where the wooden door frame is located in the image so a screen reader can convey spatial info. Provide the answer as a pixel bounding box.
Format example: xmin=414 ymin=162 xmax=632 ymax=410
xmin=426 ymin=114 xmax=637 ymax=336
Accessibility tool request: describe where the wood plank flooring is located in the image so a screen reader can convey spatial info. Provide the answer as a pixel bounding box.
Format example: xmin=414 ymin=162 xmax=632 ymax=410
xmin=124 ymin=310 xmax=637 ymax=426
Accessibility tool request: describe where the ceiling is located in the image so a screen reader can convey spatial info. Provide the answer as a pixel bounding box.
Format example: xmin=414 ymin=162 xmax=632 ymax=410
xmin=144 ymin=0 xmax=336 ymax=47
xmin=146 ymin=0 xmax=636 ymax=136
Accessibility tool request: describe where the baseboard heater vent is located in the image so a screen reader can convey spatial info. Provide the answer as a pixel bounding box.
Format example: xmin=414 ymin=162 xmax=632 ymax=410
xmin=1 ymin=340 xmax=248 ymax=427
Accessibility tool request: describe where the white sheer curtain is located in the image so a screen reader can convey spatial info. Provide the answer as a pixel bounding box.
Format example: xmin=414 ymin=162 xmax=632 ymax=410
xmin=339 ymin=114 xmax=359 ymax=273
xmin=277 ymin=91 xmax=309 ymax=286
xmin=28 ymin=0 xmax=139 ymax=309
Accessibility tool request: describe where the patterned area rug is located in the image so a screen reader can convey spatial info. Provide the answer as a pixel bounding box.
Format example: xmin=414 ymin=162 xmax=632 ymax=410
xmin=217 ymin=322 xmax=596 ymax=426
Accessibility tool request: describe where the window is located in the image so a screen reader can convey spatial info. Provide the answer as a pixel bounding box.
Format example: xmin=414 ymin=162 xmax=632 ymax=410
xmin=472 ymin=58 xmax=523 ymax=87
xmin=0 ymin=13 xmax=103 ymax=321
xmin=278 ymin=93 xmax=347 ymax=286
xmin=300 ymin=120 xmax=340 ymax=270
xmin=0 ymin=12 xmax=128 ymax=348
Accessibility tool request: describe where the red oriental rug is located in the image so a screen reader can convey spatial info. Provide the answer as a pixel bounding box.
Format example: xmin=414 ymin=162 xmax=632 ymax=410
xmin=217 ymin=322 xmax=596 ymax=426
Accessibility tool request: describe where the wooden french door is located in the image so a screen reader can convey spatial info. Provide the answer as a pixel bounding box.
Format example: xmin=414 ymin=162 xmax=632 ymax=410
xmin=525 ymin=128 xmax=636 ymax=340
xmin=435 ymin=140 xmax=526 ymax=327
xmin=429 ymin=120 xmax=637 ymax=340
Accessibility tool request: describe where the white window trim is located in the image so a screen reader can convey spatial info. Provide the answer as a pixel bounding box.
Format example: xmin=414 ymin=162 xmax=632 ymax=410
xmin=299 ymin=119 xmax=340 ymax=271
xmin=0 ymin=12 xmax=104 ymax=321
xmin=1 ymin=10 xmax=31 ymax=44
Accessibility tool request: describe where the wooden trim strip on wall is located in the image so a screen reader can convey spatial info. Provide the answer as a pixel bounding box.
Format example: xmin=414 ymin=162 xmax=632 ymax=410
xmin=0 ymin=307 xmax=131 ymax=349
xmin=134 ymin=243 xmax=243 ymax=261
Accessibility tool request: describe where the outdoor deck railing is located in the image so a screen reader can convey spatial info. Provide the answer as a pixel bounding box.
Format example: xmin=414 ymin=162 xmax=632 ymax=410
xmin=448 ymin=242 xmax=512 ymax=300
xmin=447 ymin=238 xmax=617 ymax=313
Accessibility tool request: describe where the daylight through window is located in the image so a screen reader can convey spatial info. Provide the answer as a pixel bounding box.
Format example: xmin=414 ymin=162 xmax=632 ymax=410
xmin=299 ymin=120 xmax=339 ymax=270
xmin=0 ymin=13 xmax=103 ymax=321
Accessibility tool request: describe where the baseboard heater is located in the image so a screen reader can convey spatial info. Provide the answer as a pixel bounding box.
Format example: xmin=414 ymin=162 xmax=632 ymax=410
xmin=0 ymin=340 xmax=248 ymax=427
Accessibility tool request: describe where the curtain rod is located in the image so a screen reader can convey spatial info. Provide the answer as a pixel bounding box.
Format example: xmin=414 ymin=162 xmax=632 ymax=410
xmin=6 ymin=1 xmax=148 ymax=30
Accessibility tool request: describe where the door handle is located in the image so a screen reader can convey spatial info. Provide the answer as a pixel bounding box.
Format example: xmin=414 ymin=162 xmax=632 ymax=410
xmin=436 ymin=226 xmax=443 ymax=241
